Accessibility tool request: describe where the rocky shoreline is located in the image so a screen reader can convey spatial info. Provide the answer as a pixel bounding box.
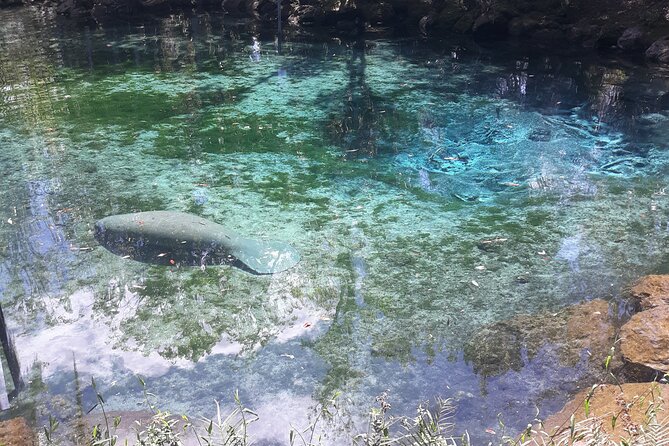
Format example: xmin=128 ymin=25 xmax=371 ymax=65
xmin=2 ymin=0 xmax=668 ymax=63
xmin=490 ymin=274 xmax=669 ymax=441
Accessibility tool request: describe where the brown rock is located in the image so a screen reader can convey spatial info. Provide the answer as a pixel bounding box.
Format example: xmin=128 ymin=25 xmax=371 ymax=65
xmin=629 ymin=275 xmax=669 ymax=310
xmin=541 ymin=382 xmax=669 ymax=443
xmin=464 ymin=299 xmax=616 ymax=377
xmin=620 ymin=305 xmax=669 ymax=374
xmin=0 ymin=418 xmax=35 ymax=446
xmin=565 ymin=299 xmax=614 ymax=357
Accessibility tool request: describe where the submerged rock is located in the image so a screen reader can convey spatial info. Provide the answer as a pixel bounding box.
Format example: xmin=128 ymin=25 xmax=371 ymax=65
xmin=527 ymin=128 xmax=552 ymax=142
xmin=464 ymin=299 xmax=616 ymax=378
xmin=542 ymin=382 xmax=669 ymax=442
xmin=620 ymin=305 xmax=669 ymax=375
xmin=507 ymin=13 xmax=553 ymax=37
xmin=628 ymin=274 xmax=669 ymax=310
xmin=646 ymin=37 xmax=669 ymax=63
xmin=617 ymin=26 xmax=645 ymax=51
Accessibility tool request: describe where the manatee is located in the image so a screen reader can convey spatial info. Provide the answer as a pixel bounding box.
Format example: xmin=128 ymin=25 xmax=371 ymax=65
xmin=94 ymin=211 xmax=300 ymax=274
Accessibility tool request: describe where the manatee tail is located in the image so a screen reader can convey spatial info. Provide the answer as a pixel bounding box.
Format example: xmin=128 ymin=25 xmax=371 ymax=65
xmin=229 ymin=238 xmax=300 ymax=274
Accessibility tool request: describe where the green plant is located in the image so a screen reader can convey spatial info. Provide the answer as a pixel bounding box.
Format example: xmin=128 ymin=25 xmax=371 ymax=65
xmin=354 ymin=393 xmax=456 ymax=446
xmin=134 ymin=411 xmax=183 ymax=446
xmin=196 ymin=390 xmax=258 ymax=446
xmin=289 ymin=392 xmax=342 ymax=446
xmin=44 ymin=415 xmax=60 ymax=444
xmin=90 ymin=377 xmax=121 ymax=446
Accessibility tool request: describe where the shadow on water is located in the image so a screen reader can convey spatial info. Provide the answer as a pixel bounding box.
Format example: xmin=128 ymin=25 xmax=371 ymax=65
xmin=324 ymin=37 xmax=397 ymax=160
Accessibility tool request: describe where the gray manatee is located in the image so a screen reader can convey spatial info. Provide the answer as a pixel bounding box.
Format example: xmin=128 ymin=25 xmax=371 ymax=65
xmin=94 ymin=211 xmax=300 ymax=274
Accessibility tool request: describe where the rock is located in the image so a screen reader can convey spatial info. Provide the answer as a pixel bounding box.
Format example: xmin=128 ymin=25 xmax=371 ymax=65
xmin=433 ymin=3 xmax=468 ymax=31
xmin=464 ymin=325 xmax=524 ymax=376
xmin=660 ymin=92 xmax=669 ymax=110
xmin=541 ymin=382 xmax=669 ymax=442
xmin=646 ymin=37 xmax=669 ymax=63
xmin=527 ymin=128 xmax=552 ymax=142
xmin=452 ymin=11 xmax=476 ymax=34
xmin=221 ymin=0 xmax=256 ymax=17
xmin=472 ymin=11 xmax=509 ymax=37
xmin=464 ymin=299 xmax=616 ymax=377
xmin=529 ymin=28 xmax=567 ymax=47
xmin=595 ymin=25 xmax=626 ymax=50
xmin=628 ymin=275 xmax=669 ymax=310
xmin=567 ymin=22 xmax=602 ymax=47
xmin=476 ymin=237 xmax=509 ymax=252
xmin=302 ymin=7 xmax=366 ymax=35
xmin=0 ymin=418 xmax=35 ymax=446
xmin=507 ymin=13 xmax=552 ymax=37
xmin=617 ymin=26 xmax=645 ymax=51
xmin=357 ymin=2 xmax=395 ymax=26
xmin=620 ymin=305 xmax=669 ymax=375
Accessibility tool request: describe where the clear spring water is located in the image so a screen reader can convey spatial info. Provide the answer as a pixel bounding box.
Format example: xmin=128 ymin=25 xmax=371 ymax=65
xmin=2 ymin=6 xmax=669 ymax=443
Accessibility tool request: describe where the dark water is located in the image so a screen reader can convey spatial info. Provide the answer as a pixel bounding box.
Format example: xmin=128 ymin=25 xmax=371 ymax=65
xmin=1 ymin=6 xmax=669 ymax=443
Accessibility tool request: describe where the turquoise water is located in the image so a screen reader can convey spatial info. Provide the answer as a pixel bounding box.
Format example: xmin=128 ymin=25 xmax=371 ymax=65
xmin=2 ymin=6 xmax=669 ymax=443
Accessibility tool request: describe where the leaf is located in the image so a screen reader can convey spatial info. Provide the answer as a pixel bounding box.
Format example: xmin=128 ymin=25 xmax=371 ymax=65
xmin=569 ymin=414 xmax=576 ymax=440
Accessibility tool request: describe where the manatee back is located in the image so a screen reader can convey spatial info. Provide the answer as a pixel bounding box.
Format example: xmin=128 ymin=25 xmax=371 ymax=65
xmin=95 ymin=211 xmax=300 ymax=274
